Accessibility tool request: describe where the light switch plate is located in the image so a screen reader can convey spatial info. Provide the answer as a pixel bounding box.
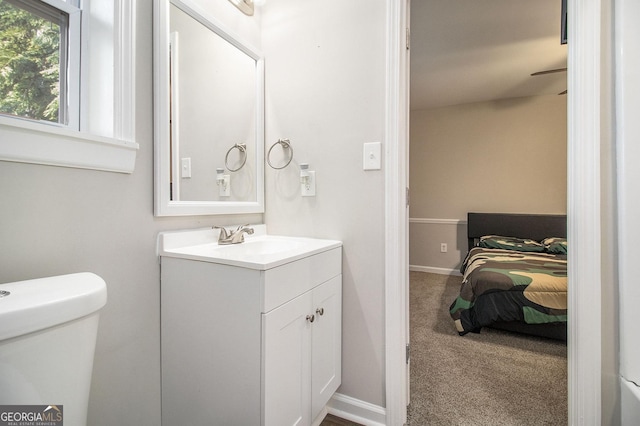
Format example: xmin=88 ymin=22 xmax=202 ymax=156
xmin=363 ymin=142 xmax=381 ymax=170
xmin=181 ymin=157 xmax=192 ymax=178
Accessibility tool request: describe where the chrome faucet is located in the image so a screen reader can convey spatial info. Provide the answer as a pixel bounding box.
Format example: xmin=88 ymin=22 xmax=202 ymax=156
xmin=213 ymin=226 xmax=230 ymax=242
xmin=213 ymin=224 xmax=254 ymax=245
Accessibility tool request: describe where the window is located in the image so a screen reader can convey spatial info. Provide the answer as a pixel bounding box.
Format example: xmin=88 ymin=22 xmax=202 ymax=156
xmin=0 ymin=0 xmax=138 ymax=173
xmin=0 ymin=0 xmax=79 ymax=125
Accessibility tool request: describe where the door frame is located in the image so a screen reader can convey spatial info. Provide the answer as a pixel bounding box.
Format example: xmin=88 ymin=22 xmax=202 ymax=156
xmin=565 ymin=0 xmax=604 ymax=422
xmin=384 ymin=0 xmax=605 ymax=424
xmin=384 ymin=0 xmax=410 ymax=424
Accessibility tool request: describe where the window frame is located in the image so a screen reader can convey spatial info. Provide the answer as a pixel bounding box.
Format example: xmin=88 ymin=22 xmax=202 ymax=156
xmin=0 ymin=0 xmax=139 ymax=174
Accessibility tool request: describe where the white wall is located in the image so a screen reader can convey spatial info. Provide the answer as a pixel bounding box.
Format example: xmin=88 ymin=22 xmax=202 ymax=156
xmin=0 ymin=1 xmax=262 ymax=425
xmin=410 ymin=95 xmax=567 ymax=219
xmin=0 ymin=0 xmax=390 ymax=422
xmin=262 ymin=0 xmax=388 ymax=408
xmin=409 ymin=95 xmax=567 ymax=271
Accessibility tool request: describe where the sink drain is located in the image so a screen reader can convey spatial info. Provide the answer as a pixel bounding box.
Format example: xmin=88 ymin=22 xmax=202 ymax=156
xmin=0 ymin=290 xmax=10 ymax=298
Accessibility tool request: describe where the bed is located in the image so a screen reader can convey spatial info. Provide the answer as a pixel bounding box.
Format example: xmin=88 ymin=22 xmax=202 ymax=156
xmin=449 ymin=212 xmax=568 ymax=340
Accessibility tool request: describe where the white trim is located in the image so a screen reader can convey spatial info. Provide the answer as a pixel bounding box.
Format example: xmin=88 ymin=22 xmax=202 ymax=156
xmin=384 ymin=0 xmax=409 ymax=424
xmin=153 ymin=0 xmax=265 ymax=216
xmin=566 ymin=0 xmax=602 ymax=423
xmin=41 ymin=0 xmax=78 ymax=13
xmin=409 ymin=218 xmax=467 ymax=225
xmin=391 ymin=0 xmax=603 ymax=424
xmin=169 ymin=31 xmax=181 ymax=200
xmin=615 ymin=0 xmax=640 ymax=415
xmin=0 ymin=118 xmax=138 ymax=173
xmin=409 ymin=265 xmax=461 ymax=276
xmin=114 ymin=0 xmax=137 ymax=142
xmin=173 ymin=0 xmax=262 ymax=59
xmin=64 ymin=2 xmax=81 ymax=129
xmin=327 ymin=393 xmax=386 ymax=426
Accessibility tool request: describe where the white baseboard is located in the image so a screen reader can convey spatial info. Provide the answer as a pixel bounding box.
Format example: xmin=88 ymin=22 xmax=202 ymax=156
xmin=327 ymin=393 xmax=386 ymax=426
xmin=409 ymin=265 xmax=461 ymax=276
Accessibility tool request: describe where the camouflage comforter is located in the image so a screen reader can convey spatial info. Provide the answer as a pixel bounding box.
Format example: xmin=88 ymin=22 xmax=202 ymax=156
xmin=449 ymin=247 xmax=567 ymax=335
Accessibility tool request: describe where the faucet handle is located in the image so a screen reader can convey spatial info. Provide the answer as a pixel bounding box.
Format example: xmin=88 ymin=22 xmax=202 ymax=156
xmin=236 ymin=224 xmax=255 ymax=235
xmin=213 ymin=226 xmax=229 ymax=241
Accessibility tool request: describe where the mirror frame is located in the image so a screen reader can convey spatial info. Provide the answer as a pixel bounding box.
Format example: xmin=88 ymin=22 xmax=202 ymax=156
xmin=153 ymin=0 xmax=265 ymax=216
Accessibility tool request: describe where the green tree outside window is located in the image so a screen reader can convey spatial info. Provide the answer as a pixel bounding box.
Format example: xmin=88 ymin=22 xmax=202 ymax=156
xmin=0 ymin=0 xmax=63 ymax=123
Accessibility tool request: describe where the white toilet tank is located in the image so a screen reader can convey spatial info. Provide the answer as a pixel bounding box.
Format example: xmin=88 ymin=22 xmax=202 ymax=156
xmin=0 ymin=273 xmax=107 ymax=426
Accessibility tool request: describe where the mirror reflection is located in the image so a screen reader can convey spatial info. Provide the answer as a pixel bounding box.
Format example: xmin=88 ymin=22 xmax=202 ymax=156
xmin=170 ymin=4 xmax=256 ymax=202
xmin=154 ymin=0 xmax=264 ymax=216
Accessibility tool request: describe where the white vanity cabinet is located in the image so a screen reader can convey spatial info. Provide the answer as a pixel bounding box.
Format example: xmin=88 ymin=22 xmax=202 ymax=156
xmin=263 ymin=275 xmax=342 ymax=426
xmin=159 ymin=232 xmax=341 ymax=426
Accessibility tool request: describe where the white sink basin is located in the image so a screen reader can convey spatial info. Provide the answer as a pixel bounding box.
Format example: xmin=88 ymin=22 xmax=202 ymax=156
xmin=157 ymin=225 xmax=341 ymax=270
xmin=212 ymin=238 xmax=303 ymax=256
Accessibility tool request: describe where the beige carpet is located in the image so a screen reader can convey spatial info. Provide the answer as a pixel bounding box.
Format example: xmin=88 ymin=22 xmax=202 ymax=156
xmin=407 ymin=271 xmax=567 ymax=425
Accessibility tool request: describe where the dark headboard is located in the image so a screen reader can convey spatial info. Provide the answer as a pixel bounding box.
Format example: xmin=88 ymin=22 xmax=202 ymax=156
xmin=467 ymin=212 xmax=567 ymax=251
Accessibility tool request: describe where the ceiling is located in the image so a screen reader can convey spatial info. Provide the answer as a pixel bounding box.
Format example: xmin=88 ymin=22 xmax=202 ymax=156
xmin=410 ymin=0 xmax=568 ymax=110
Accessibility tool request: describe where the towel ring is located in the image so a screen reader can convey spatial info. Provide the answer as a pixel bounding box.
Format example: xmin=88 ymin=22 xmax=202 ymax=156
xmin=225 ymin=143 xmax=247 ymax=172
xmin=267 ymin=138 xmax=294 ymax=169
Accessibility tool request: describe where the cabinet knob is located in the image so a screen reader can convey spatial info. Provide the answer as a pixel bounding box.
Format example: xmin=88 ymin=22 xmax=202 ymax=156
xmin=306 ymin=314 xmax=315 ymax=323
xmin=316 ymin=308 xmax=324 ymax=316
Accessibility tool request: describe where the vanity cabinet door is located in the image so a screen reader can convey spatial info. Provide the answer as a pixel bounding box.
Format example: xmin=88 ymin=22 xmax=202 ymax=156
xmin=262 ymin=291 xmax=312 ymax=426
xmin=311 ymin=276 xmax=342 ymax=419
xmin=262 ymin=276 xmax=342 ymax=426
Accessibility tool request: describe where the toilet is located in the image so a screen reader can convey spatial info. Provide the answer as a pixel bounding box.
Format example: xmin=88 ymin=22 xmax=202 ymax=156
xmin=0 ymin=273 xmax=107 ymax=426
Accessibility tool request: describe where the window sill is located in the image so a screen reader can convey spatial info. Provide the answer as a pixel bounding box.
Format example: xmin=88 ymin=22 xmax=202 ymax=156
xmin=0 ymin=117 xmax=139 ymax=174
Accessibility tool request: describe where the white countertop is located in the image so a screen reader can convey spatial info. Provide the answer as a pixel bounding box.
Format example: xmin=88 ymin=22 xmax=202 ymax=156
xmin=157 ymin=225 xmax=342 ymax=270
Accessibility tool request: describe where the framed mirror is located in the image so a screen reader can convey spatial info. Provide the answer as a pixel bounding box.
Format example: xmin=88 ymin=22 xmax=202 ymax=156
xmin=153 ymin=0 xmax=264 ymax=216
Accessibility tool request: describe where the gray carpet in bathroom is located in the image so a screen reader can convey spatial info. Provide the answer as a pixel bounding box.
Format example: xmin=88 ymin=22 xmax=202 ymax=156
xmin=407 ymin=271 xmax=567 ymax=425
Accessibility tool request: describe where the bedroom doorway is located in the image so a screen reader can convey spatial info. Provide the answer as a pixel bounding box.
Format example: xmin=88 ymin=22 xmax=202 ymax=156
xmin=386 ymin=0 xmax=606 ymax=423
xmin=405 ymin=0 xmax=569 ymax=421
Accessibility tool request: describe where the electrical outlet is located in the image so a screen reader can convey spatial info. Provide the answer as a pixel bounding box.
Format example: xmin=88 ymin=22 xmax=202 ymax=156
xmin=440 ymin=243 xmax=448 ymax=253
xmin=219 ymin=175 xmax=230 ymax=197
xmin=301 ymin=171 xmax=316 ymax=197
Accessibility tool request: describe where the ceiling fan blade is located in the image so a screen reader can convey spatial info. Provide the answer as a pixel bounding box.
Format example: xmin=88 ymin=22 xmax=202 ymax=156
xmin=531 ymin=67 xmax=568 ymax=76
